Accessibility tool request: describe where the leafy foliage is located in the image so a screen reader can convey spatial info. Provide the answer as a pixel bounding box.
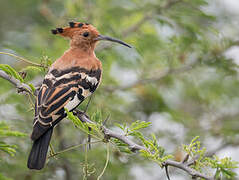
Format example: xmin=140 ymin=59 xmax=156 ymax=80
xmin=139 ymin=134 xmax=173 ymax=166
xmin=207 ymin=156 xmax=238 ymax=179
xmin=0 ymin=122 xmax=25 ymax=180
xmin=0 ymin=64 xmax=24 ymax=83
xmin=183 ymin=136 xmax=238 ymax=179
xmin=0 ymin=122 xmax=25 ymax=157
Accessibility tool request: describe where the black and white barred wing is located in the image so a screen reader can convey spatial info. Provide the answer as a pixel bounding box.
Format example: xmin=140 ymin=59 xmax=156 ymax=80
xmin=31 ymin=67 xmax=101 ymax=141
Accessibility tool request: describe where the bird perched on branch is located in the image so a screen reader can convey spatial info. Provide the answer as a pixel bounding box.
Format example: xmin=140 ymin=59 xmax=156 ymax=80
xmin=27 ymin=22 xmax=131 ymax=170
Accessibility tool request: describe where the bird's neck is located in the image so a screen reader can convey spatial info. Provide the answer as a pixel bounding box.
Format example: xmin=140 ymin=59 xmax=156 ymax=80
xmin=69 ymin=46 xmax=96 ymax=57
xmin=70 ymin=40 xmax=97 ymax=55
xmin=50 ymin=46 xmax=101 ymax=71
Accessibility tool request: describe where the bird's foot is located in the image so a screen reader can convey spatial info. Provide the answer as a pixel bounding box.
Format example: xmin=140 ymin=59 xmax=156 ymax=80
xmin=73 ymin=109 xmax=90 ymax=120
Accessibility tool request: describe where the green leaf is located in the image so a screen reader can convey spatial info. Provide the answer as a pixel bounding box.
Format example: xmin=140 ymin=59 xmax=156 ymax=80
xmin=0 ymin=130 xmax=26 ymax=137
xmin=129 ymin=120 xmax=151 ymax=131
xmin=65 ymin=108 xmax=89 ymax=132
xmin=0 ymin=122 xmax=25 ymax=157
xmin=0 ymin=141 xmax=17 ymax=156
xmin=91 ymin=110 xmax=102 ymax=124
xmin=27 ymin=83 xmax=36 ymax=93
xmin=0 ymin=64 xmax=24 ymax=83
xmin=114 ymin=123 xmax=126 ymax=131
xmin=0 ymin=122 xmax=26 ymax=137
xmin=128 ymin=131 xmax=144 ymax=140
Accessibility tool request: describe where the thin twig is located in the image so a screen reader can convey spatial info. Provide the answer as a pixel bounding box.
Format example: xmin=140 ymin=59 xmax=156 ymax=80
xmin=84 ymin=144 xmax=88 ymax=178
xmin=165 ymin=165 xmax=171 ymax=180
xmin=48 ymin=140 xmax=101 ymax=158
xmin=181 ymin=154 xmax=190 ymax=164
xmin=97 ymin=143 xmax=110 ymax=180
xmin=162 ymin=160 xmax=214 ymax=180
xmin=88 ymin=133 xmax=92 ymax=150
xmin=83 ymin=94 xmax=94 ymax=149
xmin=103 ymin=114 xmax=110 ymax=126
xmin=0 ymin=52 xmax=46 ymax=68
xmin=84 ymin=94 xmax=93 ymax=113
xmin=49 ymin=143 xmax=57 ymax=160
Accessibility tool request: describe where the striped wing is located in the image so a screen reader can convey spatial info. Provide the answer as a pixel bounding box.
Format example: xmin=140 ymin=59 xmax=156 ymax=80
xmin=31 ymin=67 xmax=101 ymax=141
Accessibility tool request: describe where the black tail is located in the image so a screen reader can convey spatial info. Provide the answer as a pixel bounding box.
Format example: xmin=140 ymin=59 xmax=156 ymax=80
xmin=27 ymin=128 xmax=53 ymax=170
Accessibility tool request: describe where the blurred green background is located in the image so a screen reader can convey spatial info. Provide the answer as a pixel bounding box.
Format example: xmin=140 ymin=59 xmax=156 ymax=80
xmin=0 ymin=0 xmax=239 ymax=179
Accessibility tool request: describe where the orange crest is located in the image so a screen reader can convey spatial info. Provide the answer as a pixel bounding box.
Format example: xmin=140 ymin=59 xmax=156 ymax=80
xmin=51 ymin=22 xmax=99 ymax=40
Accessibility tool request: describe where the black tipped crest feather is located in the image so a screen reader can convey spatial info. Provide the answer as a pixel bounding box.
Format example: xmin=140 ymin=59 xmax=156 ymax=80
xmin=51 ymin=22 xmax=90 ymax=35
xmin=57 ymin=28 xmax=63 ymax=33
xmin=69 ymin=22 xmax=75 ymax=28
xmin=51 ymin=29 xmax=57 ymax=34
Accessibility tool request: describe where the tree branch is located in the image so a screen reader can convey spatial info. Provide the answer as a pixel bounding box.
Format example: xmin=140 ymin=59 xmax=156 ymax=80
xmin=0 ymin=70 xmax=32 ymax=94
xmin=74 ymin=111 xmax=214 ymax=180
xmin=162 ymin=160 xmax=214 ymax=180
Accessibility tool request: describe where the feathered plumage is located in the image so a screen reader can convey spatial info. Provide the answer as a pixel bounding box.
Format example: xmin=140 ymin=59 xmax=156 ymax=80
xmin=27 ymin=22 xmax=131 ymax=170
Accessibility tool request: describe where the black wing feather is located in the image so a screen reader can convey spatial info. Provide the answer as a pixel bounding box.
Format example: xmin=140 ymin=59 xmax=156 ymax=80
xmin=31 ymin=67 xmax=101 ymax=141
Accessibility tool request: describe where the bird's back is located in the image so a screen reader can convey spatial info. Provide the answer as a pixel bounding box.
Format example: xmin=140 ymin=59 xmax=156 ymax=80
xmin=31 ymin=49 xmax=102 ymax=141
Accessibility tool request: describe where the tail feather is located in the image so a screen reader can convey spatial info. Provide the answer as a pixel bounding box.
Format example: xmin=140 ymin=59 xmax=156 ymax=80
xmin=27 ymin=128 xmax=53 ymax=170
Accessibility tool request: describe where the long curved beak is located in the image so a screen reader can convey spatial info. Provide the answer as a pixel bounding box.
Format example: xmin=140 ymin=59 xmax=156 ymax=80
xmin=95 ymin=35 xmax=132 ymax=48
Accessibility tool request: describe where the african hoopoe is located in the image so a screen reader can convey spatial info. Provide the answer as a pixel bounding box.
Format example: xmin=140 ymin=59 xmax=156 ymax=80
xmin=27 ymin=22 xmax=131 ymax=170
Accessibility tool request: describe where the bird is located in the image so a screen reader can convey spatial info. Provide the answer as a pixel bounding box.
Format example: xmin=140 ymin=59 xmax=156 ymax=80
xmin=27 ymin=21 xmax=131 ymax=170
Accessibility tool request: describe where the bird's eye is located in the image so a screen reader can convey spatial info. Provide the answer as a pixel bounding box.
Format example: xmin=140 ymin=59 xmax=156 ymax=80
xmin=83 ymin=32 xmax=89 ymax=37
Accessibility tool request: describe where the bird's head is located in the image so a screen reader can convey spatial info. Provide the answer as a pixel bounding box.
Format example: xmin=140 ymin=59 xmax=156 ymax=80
xmin=51 ymin=22 xmax=131 ymax=51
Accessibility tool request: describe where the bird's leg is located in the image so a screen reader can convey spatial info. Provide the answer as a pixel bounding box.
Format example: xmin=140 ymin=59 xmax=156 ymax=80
xmin=73 ymin=109 xmax=92 ymax=149
xmin=84 ymin=94 xmax=93 ymax=113
xmin=87 ymin=129 xmax=92 ymax=150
